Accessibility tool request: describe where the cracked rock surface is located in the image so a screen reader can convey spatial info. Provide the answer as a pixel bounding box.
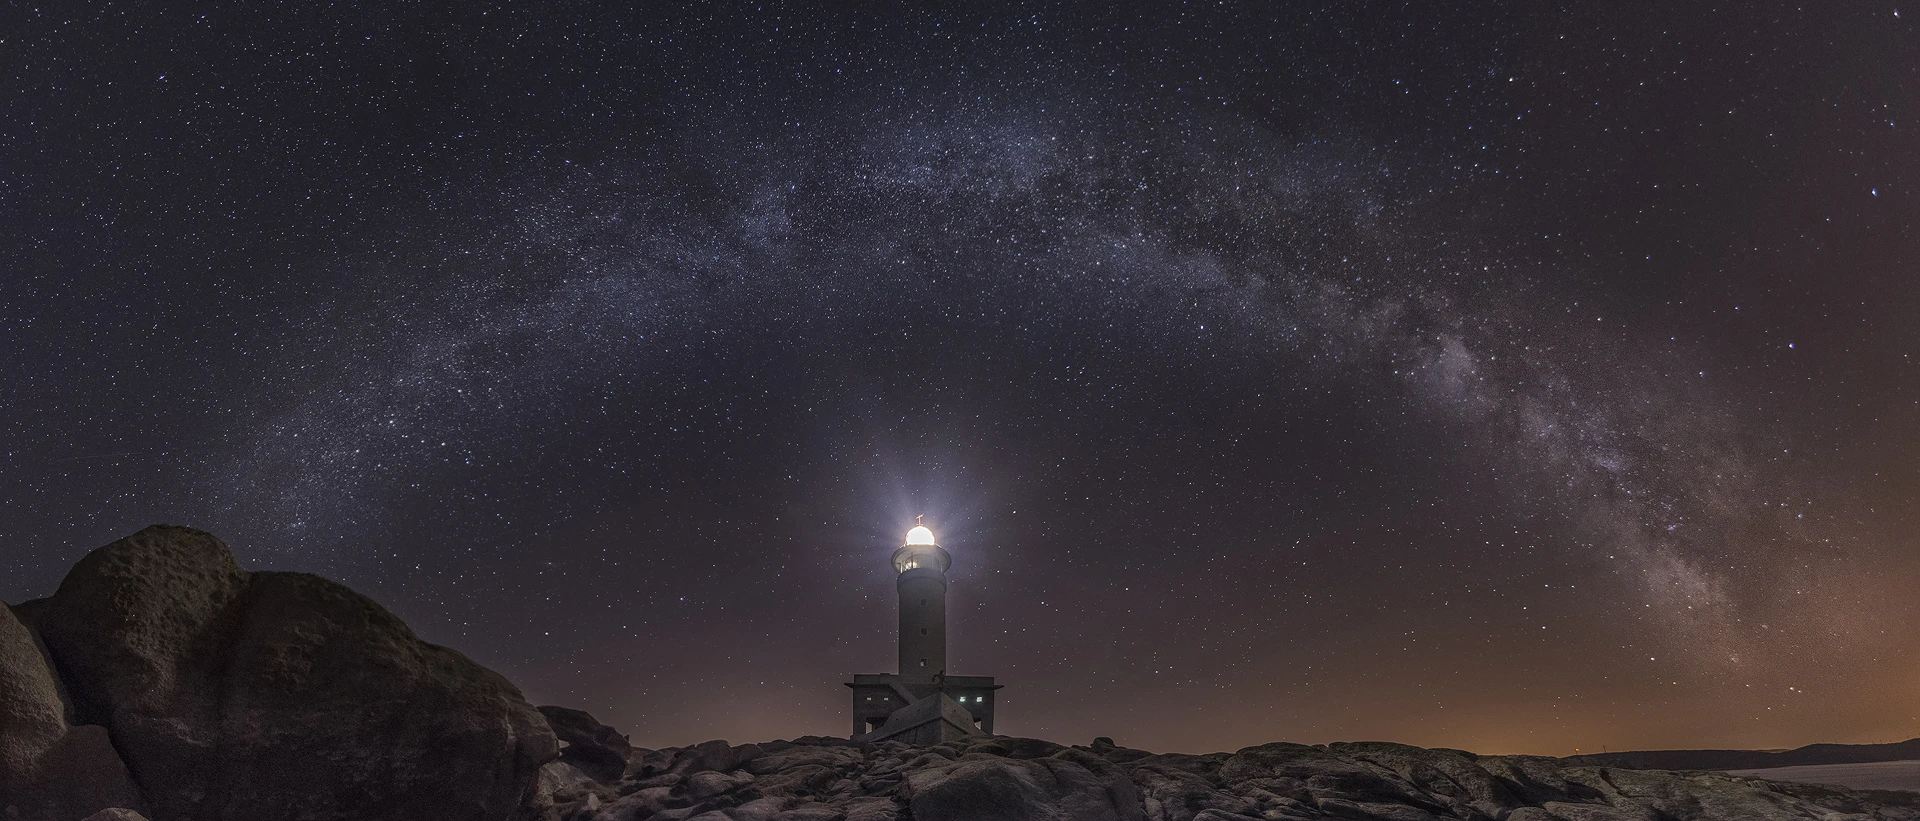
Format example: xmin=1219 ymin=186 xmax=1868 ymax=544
xmin=525 ymin=732 xmax=1920 ymax=821
xmin=4 ymin=524 xmax=555 ymax=821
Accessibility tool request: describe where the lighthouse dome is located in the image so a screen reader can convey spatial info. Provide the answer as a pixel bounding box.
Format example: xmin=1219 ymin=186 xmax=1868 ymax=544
xmin=905 ymin=525 xmax=936 ymax=545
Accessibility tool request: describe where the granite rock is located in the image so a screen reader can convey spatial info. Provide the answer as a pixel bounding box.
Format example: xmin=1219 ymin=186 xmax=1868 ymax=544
xmin=0 ymin=601 xmax=146 ymax=820
xmin=549 ymin=734 xmax=1920 ymax=821
xmin=30 ymin=525 xmax=557 ymax=821
xmin=542 ymin=705 xmax=635 ymax=783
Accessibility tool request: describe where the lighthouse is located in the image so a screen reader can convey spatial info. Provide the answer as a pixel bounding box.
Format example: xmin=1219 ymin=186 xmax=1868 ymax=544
xmin=893 ymin=521 xmax=948 ymax=678
xmin=846 ymin=519 xmax=1001 ymax=743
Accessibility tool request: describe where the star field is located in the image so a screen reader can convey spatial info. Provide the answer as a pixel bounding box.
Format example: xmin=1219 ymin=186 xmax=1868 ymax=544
xmin=2 ymin=3 xmax=1917 ymax=754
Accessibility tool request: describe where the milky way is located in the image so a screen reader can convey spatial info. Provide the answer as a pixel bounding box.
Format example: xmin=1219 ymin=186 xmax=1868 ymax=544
xmin=4 ymin=4 xmax=1916 ymax=754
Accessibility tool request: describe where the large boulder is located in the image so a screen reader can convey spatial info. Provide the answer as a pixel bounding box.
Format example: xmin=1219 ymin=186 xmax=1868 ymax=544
xmin=1328 ymin=741 xmax=1527 ymax=819
xmin=1128 ymin=758 xmax=1258 ymax=821
xmin=538 ymin=705 xmax=633 ymax=783
xmin=905 ymin=752 xmax=1144 ymax=821
xmin=0 ymin=601 xmax=146 ymax=820
xmin=30 ymin=525 xmax=557 ymax=821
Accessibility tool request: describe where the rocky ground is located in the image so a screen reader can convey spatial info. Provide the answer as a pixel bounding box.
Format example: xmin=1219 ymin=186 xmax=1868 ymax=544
xmin=6 ymin=525 xmax=1920 ymax=821
xmin=528 ymin=729 xmax=1920 ymax=821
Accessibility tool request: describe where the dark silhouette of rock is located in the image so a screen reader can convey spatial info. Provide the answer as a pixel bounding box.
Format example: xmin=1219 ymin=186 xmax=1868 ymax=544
xmin=540 ymin=705 xmax=634 ymax=783
xmin=28 ymin=525 xmax=556 ymax=821
xmin=668 ymin=738 xmax=762 ymax=776
xmin=80 ymin=811 xmax=149 ymax=821
xmin=1567 ymin=738 xmax=1920 ymax=772
xmin=0 ymin=602 xmax=146 ymax=820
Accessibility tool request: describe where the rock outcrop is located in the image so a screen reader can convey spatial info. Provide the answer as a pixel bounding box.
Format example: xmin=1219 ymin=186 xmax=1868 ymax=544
xmin=0 ymin=602 xmax=146 ymax=820
xmin=14 ymin=524 xmax=556 ymax=821
xmin=542 ymin=706 xmax=637 ymax=784
xmin=526 ymin=734 xmax=1920 ymax=821
xmin=1566 ymin=738 xmax=1920 ymax=772
xmin=79 ymin=811 xmax=149 ymax=821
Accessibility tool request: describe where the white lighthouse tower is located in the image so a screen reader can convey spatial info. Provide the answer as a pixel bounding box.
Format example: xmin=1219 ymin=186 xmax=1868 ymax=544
xmin=846 ymin=519 xmax=1001 ymax=743
xmin=893 ymin=519 xmax=948 ymax=678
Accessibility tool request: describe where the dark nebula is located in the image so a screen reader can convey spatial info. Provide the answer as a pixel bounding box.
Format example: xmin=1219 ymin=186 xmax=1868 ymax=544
xmin=3 ymin=3 xmax=1916 ymax=754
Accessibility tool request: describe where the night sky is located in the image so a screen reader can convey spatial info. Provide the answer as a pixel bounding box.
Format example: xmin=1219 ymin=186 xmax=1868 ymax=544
xmin=4 ymin=3 xmax=1917 ymax=756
